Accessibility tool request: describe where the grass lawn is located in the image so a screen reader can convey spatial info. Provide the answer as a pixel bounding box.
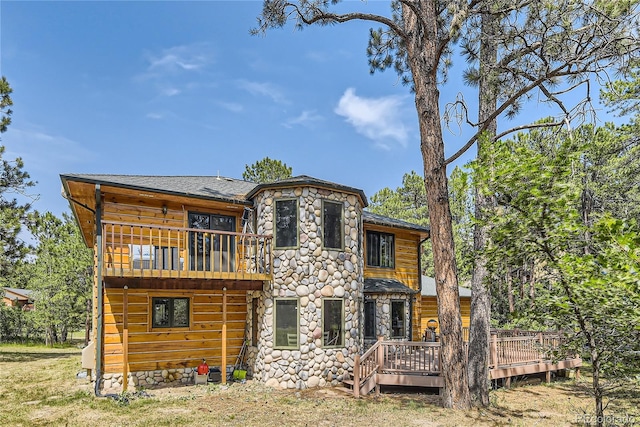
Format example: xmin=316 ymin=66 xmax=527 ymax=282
xmin=1 ymin=344 xmax=638 ymax=426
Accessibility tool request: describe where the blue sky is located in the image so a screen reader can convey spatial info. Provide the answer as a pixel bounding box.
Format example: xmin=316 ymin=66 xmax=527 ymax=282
xmin=0 ymin=1 xmax=615 ymax=218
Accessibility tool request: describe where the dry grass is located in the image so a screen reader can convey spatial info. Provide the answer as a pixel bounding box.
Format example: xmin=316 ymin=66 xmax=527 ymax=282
xmin=1 ymin=344 xmax=638 ymax=426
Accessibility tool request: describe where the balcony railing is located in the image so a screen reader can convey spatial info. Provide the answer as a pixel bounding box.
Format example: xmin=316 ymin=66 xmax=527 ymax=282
xmin=101 ymin=221 xmax=272 ymax=281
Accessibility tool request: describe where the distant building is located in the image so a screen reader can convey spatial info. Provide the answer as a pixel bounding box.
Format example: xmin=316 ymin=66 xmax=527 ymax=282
xmin=2 ymin=288 xmax=34 ymax=311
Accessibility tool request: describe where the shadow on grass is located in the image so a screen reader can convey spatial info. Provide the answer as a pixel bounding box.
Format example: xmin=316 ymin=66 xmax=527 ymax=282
xmin=0 ymin=351 xmax=77 ymax=363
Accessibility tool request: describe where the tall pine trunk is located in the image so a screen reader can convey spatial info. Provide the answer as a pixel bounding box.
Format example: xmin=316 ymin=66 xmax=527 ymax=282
xmin=403 ymin=1 xmax=470 ymax=409
xmin=468 ymin=4 xmax=498 ymax=407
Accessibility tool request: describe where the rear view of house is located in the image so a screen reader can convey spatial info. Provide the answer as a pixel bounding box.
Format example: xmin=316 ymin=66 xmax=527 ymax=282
xmin=61 ymin=174 xmax=429 ymax=392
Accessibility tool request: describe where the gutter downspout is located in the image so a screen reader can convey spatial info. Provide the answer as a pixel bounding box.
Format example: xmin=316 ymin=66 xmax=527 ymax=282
xmin=94 ymin=184 xmax=104 ymax=396
xmin=417 ymin=235 xmax=430 ymax=341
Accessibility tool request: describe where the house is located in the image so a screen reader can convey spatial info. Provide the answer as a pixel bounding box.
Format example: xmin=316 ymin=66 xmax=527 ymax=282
xmin=2 ymin=287 xmax=34 ymax=311
xmin=420 ymin=276 xmax=471 ymax=340
xmin=60 ymin=174 xmax=430 ymax=392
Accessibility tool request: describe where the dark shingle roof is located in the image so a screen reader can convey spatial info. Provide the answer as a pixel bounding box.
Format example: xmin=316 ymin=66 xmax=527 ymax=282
xmin=245 ymin=175 xmax=368 ymax=207
xmin=363 ymin=211 xmax=430 ymax=234
xmin=60 ymin=174 xmax=257 ymax=204
xmin=61 ymin=174 xmax=430 ymax=234
xmin=363 ymin=278 xmax=417 ymax=294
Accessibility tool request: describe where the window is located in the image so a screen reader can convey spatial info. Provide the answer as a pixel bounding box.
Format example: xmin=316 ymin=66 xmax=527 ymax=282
xmin=152 ymin=297 xmax=190 ymax=328
xmin=274 ymin=298 xmax=298 ymax=348
xmin=391 ymin=300 xmax=405 ymax=338
xmin=188 ymin=212 xmax=236 ymax=272
xmin=275 ymin=199 xmax=298 ymax=248
xmin=322 ymin=200 xmax=343 ymax=249
xmin=323 ymin=299 xmax=344 ymax=347
xmin=364 ymin=300 xmax=376 ymax=339
xmin=251 ymin=297 xmax=259 ymax=347
xmin=366 ymin=231 xmax=395 ymax=268
xmin=153 ymin=246 xmax=181 ymax=270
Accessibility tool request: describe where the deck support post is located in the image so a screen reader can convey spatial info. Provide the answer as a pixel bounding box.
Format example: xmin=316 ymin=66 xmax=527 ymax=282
xmin=222 ymin=287 xmax=227 ymax=384
xmin=575 ymin=367 xmax=580 ymax=380
xmin=353 ymin=354 xmax=360 ymax=398
xmin=490 ymin=332 xmax=498 ymax=368
xmin=122 ymin=285 xmax=129 ymax=391
xmin=504 ymin=376 xmax=511 ymax=389
xmin=376 ymin=336 xmax=384 ymax=396
xmin=545 ymin=370 xmax=551 ymax=384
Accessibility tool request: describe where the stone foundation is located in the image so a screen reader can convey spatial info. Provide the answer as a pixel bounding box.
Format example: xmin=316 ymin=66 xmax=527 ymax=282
xmin=99 ymin=368 xmax=195 ymax=393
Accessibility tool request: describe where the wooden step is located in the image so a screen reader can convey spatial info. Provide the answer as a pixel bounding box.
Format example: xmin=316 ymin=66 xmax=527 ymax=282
xmin=333 ymin=386 xmax=354 ymax=395
xmin=342 ymin=379 xmax=354 ymax=387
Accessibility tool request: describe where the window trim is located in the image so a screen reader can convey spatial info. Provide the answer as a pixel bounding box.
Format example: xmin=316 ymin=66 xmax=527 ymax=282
xmin=273 ymin=298 xmax=299 ymax=349
xmin=321 ymin=200 xmax=344 ymax=250
xmin=366 ymin=230 xmax=395 ymax=269
xmin=274 ymin=198 xmax=299 ymax=249
xmin=149 ymin=295 xmax=191 ymax=330
xmin=322 ymin=298 xmax=344 ymax=348
xmin=390 ymin=299 xmax=406 ymax=338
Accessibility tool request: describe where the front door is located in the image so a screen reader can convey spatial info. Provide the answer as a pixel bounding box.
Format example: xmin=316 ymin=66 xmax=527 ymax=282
xmin=189 ymin=213 xmax=236 ymax=272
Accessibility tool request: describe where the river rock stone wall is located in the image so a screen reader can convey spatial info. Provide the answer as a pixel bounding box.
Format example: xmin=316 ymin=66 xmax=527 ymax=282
xmin=251 ymin=186 xmax=364 ymax=389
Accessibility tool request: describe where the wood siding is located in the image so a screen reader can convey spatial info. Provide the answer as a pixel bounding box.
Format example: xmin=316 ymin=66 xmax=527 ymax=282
xmin=420 ymin=296 xmax=471 ymax=334
xmin=363 ymin=224 xmax=424 ymax=341
xmin=103 ymin=288 xmax=247 ymax=374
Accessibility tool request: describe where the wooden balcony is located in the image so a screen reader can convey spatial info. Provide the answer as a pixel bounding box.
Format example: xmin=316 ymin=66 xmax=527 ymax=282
xmin=101 ymin=221 xmax=272 ymax=282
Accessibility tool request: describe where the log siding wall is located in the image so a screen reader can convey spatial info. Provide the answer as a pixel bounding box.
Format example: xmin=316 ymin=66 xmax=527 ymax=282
xmin=103 ymin=288 xmax=247 ymax=374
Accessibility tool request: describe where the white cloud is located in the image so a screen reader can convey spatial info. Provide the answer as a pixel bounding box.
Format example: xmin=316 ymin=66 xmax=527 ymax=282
xmin=218 ymin=101 xmax=244 ymax=113
xmin=134 ymin=43 xmax=213 ymax=97
xmin=3 ymin=128 xmax=96 ymax=173
xmin=283 ymin=110 xmax=323 ymax=128
xmin=334 ymin=88 xmax=410 ymax=148
xmin=236 ymin=80 xmax=289 ymax=104
xmin=144 ymin=43 xmax=212 ymax=74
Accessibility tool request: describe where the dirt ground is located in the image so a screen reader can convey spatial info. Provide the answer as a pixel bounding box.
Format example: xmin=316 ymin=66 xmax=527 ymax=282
xmin=1 ymin=344 xmax=638 ymax=426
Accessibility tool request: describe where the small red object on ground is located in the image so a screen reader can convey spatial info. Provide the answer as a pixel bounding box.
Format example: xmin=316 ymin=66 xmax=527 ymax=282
xmin=197 ymin=359 xmax=209 ymax=375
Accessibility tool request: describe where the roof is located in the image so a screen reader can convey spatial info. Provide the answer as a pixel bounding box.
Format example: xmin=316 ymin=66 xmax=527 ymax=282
xmin=421 ymin=276 xmax=472 ymax=297
xmin=364 ymin=278 xmax=417 ymax=294
xmin=245 ymin=175 xmax=369 ymax=207
xmin=61 ymin=173 xmax=430 ymax=236
xmin=2 ymin=288 xmax=34 ymax=301
xmin=363 ymin=211 xmax=430 ymax=234
xmin=60 ymin=174 xmax=257 ymax=205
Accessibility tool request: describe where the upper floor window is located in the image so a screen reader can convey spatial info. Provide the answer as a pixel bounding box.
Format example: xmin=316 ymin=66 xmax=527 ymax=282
xmin=366 ymin=231 xmax=395 ymax=268
xmin=152 ymin=297 xmax=190 ymax=328
xmin=275 ymin=199 xmax=298 ymax=248
xmin=322 ymin=200 xmax=343 ymax=249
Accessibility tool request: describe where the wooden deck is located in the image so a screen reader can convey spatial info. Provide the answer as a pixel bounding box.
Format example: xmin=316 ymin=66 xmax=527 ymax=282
xmin=345 ymin=330 xmax=582 ymax=397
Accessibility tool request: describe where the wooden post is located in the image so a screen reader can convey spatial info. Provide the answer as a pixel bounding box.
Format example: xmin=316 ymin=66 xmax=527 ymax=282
xmin=376 ymin=335 xmax=384 ymax=396
xmin=490 ymin=332 xmax=498 ymax=369
xmin=353 ymin=354 xmax=360 ymax=398
xmin=545 ymin=370 xmax=551 ymax=384
xmin=538 ymin=332 xmax=543 ymax=363
xmin=505 ymin=376 xmax=511 ymax=389
xmin=222 ymin=287 xmax=227 ymax=384
xmin=122 ymin=285 xmax=129 ymax=392
xmin=575 ymin=367 xmax=580 ymax=380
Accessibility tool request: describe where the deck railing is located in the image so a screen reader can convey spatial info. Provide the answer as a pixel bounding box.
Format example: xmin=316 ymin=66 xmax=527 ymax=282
xmin=351 ymin=330 xmax=578 ymax=397
xmin=101 ymin=221 xmax=272 ymax=281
